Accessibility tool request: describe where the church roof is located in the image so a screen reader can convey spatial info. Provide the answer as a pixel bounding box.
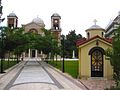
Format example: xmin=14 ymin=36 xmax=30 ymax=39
xmin=52 ymin=13 xmax=60 ymax=17
xmin=8 ymin=12 xmax=17 ymax=17
xmin=32 ymin=17 xmax=45 ymax=26
xmin=86 ymin=24 xmax=105 ymax=31
xmin=86 ymin=19 xmax=105 ymax=31
xmin=76 ymin=35 xmax=112 ymax=47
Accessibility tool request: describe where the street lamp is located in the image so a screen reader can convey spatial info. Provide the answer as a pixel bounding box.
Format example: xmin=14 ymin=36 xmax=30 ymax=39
xmin=61 ymin=35 xmax=65 ymax=73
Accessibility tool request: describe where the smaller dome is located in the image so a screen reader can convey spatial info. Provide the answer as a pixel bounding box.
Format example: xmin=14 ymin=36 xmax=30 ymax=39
xmin=87 ymin=24 xmax=104 ymax=30
xmin=8 ymin=12 xmax=17 ymax=17
xmin=52 ymin=13 xmax=60 ymax=17
xmin=32 ymin=17 xmax=44 ymax=25
xmin=89 ymin=25 xmax=103 ymax=29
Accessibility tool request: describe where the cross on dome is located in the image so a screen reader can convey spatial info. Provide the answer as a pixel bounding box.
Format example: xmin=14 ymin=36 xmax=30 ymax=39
xmin=37 ymin=15 xmax=39 ymax=18
xmin=93 ymin=19 xmax=97 ymax=25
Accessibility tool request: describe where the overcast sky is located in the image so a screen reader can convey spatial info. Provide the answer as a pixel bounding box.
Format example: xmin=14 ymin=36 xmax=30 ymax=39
xmin=1 ymin=0 xmax=120 ymax=37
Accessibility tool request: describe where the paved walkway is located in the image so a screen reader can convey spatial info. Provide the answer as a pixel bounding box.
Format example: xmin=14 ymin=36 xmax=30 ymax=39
xmin=0 ymin=58 xmax=115 ymax=90
xmin=0 ymin=58 xmax=87 ymax=90
xmin=80 ymin=78 xmax=115 ymax=90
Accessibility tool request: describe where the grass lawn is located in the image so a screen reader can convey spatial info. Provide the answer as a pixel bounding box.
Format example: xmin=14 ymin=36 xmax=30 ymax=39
xmin=48 ymin=60 xmax=79 ymax=78
xmin=0 ymin=60 xmax=19 ymax=71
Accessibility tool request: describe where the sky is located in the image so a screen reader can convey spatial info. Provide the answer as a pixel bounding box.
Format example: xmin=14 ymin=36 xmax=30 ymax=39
xmin=1 ymin=0 xmax=120 ymax=37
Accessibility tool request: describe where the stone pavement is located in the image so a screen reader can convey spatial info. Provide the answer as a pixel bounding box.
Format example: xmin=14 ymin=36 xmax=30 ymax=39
xmin=80 ymin=79 xmax=115 ymax=90
xmin=0 ymin=58 xmax=115 ymax=90
xmin=0 ymin=58 xmax=87 ymax=90
xmin=0 ymin=61 xmax=26 ymax=90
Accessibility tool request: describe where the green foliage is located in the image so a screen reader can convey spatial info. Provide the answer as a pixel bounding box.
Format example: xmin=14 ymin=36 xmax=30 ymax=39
xmin=33 ymin=28 xmax=59 ymax=55
xmin=0 ymin=27 xmax=32 ymax=60
xmin=61 ymin=30 xmax=82 ymax=58
xmin=0 ymin=27 xmax=60 ymax=66
xmin=0 ymin=60 xmax=18 ymax=71
xmin=106 ymin=25 xmax=120 ymax=87
xmin=105 ymin=86 xmax=120 ymax=90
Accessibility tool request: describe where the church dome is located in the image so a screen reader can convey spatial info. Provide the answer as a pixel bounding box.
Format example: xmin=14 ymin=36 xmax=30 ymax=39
xmin=32 ymin=17 xmax=45 ymax=26
xmin=87 ymin=24 xmax=104 ymax=30
xmin=52 ymin=13 xmax=60 ymax=17
xmin=8 ymin=12 xmax=17 ymax=17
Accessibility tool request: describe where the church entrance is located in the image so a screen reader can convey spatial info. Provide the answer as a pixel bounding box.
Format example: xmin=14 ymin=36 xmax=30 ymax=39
xmin=32 ymin=50 xmax=35 ymax=58
xmin=90 ymin=48 xmax=103 ymax=77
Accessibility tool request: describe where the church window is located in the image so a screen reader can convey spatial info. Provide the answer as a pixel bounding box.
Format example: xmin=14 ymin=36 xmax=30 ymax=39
xmin=87 ymin=32 xmax=90 ymax=39
xmin=102 ymin=32 xmax=104 ymax=37
xmin=29 ymin=28 xmax=38 ymax=34
xmin=53 ymin=19 xmax=59 ymax=30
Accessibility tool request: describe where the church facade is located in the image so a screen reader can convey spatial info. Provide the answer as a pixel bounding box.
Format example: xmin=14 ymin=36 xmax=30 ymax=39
xmin=7 ymin=12 xmax=61 ymax=59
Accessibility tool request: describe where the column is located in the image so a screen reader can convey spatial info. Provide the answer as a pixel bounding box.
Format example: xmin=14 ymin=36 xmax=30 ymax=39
xmin=72 ymin=50 xmax=75 ymax=59
xmin=28 ymin=49 xmax=30 ymax=58
xmin=23 ymin=52 xmax=25 ymax=58
xmin=35 ymin=50 xmax=37 ymax=58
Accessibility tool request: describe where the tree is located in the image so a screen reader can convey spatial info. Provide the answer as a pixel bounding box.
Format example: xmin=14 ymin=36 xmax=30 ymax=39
xmin=106 ymin=25 xmax=120 ymax=87
xmin=33 ymin=28 xmax=59 ymax=60
xmin=61 ymin=30 xmax=82 ymax=58
xmin=3 ymin=27 xmax=30 ymax=62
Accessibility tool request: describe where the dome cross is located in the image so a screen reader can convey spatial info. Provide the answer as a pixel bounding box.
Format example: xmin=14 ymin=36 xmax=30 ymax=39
xmin=93 ymin=19 xmax=97 ymax=25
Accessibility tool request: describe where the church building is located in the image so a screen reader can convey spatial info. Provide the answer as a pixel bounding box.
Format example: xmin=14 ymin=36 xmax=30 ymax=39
xmin=7 ymin=12 xmax=61 ymax=59
xmin=76 ymin=20 xmax=113 ymax=79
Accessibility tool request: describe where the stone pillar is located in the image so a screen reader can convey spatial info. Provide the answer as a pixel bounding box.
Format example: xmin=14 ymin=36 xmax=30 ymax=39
xmin=72 ymin=50 xmax=75 ymax=59
xmin=35 ymin=50 xmax=37 ymax=58
xmin=28 ymin=49 xmax=31 ymax=58
xmin=23 ymin=52 xmax=25 ymax=58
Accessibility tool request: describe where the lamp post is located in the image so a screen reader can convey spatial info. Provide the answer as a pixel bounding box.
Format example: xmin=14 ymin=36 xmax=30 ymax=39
xmin=0 ymin=0 xmax=5 ymax=73
xmin=61 ymin=35 xmax=65 ymax=73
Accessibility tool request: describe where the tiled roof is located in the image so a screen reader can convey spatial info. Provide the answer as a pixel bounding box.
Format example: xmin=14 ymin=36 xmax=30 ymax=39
xmin=76 ymin=35 xmax=112 ymax=47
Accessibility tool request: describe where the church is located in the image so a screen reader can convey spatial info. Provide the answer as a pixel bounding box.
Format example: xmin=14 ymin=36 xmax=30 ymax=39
xmin=7 ymin=12 xmax=114 ymax=79
xmin=7 ymin=12 xmax=62 ymax=59
xmin=76 ymin=20 xmax=113 ymax=79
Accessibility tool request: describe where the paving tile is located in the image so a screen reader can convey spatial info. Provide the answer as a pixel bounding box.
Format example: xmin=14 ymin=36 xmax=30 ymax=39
xmin=13 ymin=60 xmax=54 ymax=85
xmin=2 ymin=58 xmax=115 ymax=90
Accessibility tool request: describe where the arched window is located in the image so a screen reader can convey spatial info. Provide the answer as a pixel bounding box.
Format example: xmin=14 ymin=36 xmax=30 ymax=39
xmin=29 ymin=28 xmax=38 ymax=34
xmin=102 ymin=32 xmax=104 ymax=37
xmin=87 ymin=32 xmax=90 ymax=39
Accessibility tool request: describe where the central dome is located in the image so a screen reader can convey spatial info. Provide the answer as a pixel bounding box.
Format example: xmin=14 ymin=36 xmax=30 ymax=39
xmin=8 ymin=12 xmax=17 ymax=17
xmin=52 ymin=13 xmax=60 ymax=16
xmin=32 ymin=17 xmax=44 ymax=26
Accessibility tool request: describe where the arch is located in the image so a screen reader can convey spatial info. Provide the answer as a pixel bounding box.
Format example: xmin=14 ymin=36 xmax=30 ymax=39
xmin=102 ymin=32 xmax=104 ymax=37
xmin=87 ymin=32 xmax=90 ymax=39
xmin=29 ymin=28 xmax=38 ymax=34
xmin=89 ymin=47 xmax=105 ymax=77
xmin=89 ymin=47 xmax=105 ymax=55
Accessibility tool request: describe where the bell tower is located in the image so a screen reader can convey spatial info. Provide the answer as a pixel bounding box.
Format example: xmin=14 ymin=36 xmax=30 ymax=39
xmin=51 ymin=13 xmax=61 ymax=30
xmin=51 ymin=13 xmax=61 ymax=46
xmin=7 ymin=12 xmax=18 ymax=29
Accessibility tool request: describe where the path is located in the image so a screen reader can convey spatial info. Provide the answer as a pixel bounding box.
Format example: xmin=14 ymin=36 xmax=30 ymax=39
xmin=1 ymin=58 xmax=87 ymax=90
